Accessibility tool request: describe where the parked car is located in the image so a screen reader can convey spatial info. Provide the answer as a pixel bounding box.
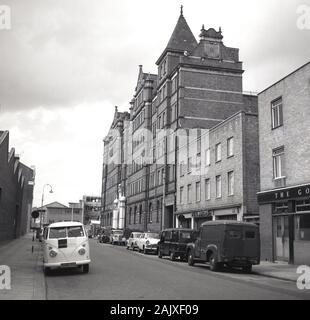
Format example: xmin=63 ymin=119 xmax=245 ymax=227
xmin=186 ymin=221 xmax=260 ymax=273
xmin=127 ymin=232 xmax=143 ymax=250
xmin=42 ymin=221 xmax=91 ymax=275
xmin=98 ymin=232 xmax=110 ymax=243
xmin=158 ymin=228 xmax=197 ymax=261
xmin=137 ymin=232 xmax=160 ymax=254
xmin=110 ymin=230 xmax=126 ymax=245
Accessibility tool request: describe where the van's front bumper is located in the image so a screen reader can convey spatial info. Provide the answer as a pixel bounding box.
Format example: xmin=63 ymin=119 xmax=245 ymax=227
xmin=44 ymin=259 xmax=91 ymax=268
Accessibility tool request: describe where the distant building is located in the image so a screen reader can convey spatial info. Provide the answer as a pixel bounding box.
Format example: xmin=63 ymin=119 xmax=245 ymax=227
xmin=82 ymin=195 xmax=101 ymax=224
xmin=38 ymin=201 xmax=83 ymax=225
xmin=258 ymin=61 xmax=310 ymax=265
xmin=0 ymin=130 xmax=35 ymax=241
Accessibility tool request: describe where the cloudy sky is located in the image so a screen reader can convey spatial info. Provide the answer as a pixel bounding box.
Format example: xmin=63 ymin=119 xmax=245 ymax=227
xmin=0 ymin=0 xmax=309 ymax=207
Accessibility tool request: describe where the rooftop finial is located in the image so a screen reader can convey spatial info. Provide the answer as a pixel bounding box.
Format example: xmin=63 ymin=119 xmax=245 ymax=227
xmin=180 ymin=5 xmax=183 ymax=16
xmin=202 ymin=24 xmax=205 ymax=30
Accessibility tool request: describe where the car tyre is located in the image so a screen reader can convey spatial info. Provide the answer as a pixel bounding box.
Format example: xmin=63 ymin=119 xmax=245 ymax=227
xmin=188 ymin=251 xmax=195 ymax=266
xmin=82 ymin=264 xmax=89 ymax=274
xmin=143 ymin=246 xmax=147 ymax=254
xmin=209 ymin=253 xmax=219 ymax=272
xmin=242 ymin=265 xmax=252 ymax=273
xmin=43 ymin=266 xmax=51 ymax=276
xmin=170 ymin=252 xmax=176 ymax=261
xmin=158 ymin=250 xmax=163 ymax=259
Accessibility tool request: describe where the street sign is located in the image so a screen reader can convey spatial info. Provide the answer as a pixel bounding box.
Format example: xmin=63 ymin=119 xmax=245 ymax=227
xmin=31 ymin=210 xmax=40 ymax=219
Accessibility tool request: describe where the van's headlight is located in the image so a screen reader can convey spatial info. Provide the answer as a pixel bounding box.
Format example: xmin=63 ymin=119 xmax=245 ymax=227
xmin=146 ymin=240 xmax=150 ymax=245
xmin=49 ymin=250 xmax=57 ymax=258
xmin=78 ymin=248 xmax=86 ymax=255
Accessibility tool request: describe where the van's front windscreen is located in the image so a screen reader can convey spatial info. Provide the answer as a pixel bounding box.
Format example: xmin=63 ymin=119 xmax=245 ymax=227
xmin=49 ymin=226 xmax=84 ymax=239
xmin=49 ymin=227 xmax=67 ymax=239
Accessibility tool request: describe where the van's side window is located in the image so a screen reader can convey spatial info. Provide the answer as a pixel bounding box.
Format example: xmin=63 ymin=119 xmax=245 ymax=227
xmin=171 ymin=231 xmax=178 ymax=241
xmin=227 ymin=230 xmax=241 ymax=239
xmin=161 ymin=232 xmax=165 ymax=241
xmin=166 ymin=231 xmax=172 ymax=241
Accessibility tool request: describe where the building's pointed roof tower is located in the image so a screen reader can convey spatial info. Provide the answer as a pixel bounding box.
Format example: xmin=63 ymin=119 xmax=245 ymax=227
xmin=156 ymin=6 xmax=198 ymax=65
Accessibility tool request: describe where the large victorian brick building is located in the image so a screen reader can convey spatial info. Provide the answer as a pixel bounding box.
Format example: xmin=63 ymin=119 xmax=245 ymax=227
xmin=101 ymin=10 xmax=260 ymax=233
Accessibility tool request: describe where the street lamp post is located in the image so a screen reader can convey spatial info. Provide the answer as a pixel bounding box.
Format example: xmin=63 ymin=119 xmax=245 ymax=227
xmin=41 ymin=184 xmax=53 ymax=227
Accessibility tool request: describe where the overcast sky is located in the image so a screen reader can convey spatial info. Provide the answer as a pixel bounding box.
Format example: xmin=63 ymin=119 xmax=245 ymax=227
xmin=0 ymin=0 xmax=309 ymax=207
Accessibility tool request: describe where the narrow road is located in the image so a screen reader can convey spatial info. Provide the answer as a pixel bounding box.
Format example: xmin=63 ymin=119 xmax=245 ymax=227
xmin=45 ymin=239 xmax=310 ymax=300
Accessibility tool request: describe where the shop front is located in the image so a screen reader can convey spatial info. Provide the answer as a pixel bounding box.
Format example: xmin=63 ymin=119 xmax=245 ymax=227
xmin=258 ymin=183 xmax=310 ymax=265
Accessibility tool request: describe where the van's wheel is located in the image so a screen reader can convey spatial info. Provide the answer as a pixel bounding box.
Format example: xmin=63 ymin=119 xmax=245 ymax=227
xmin=143 ymin=247 xmax=147 ymax=254
xmin=170 ymin=252 xmax=176 ymax=261
xmin=188 ymin=251 xmax=195 ymax=266
xmin=82 ymin=264 xmax=89 ymax=274
xmin=158 ymin=249 xmax=162 ymax=259
xmin=242 ymin=265 xmax=252 ymax=273
xmin=209 ymin=253 xmax=219 ymax=272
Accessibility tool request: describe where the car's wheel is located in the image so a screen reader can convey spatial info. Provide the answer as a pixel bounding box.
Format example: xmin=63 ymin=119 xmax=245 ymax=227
xmin=209 ymin=253 xmax=219 ymax=272
xmin=43 ymin=266 xmax=51 ymax=276
xmin=143 ymin=246 xmax=147 ymax=254
xmin=242 ymin=265 xmax=252 ymax=273
xmin=82 ymin=264 xmax=89 ymax=274
xmin=170 ymin=252 xmax=176 ymax=261
xmin=158 ymin=249 xmax=163 ymax=259
xmin=131 ymin=244 xmax=134 ymax=251
xmin=188 ymin=251 xmax=195 ymax=266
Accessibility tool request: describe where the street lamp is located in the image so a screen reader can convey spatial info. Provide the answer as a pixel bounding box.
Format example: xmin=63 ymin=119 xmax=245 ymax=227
xmin=41 ymin=184 xmax=54 ymax=227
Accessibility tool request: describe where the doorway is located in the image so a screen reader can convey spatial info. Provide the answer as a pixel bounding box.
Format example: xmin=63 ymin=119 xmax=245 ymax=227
xmin=274 ymin=216 xmax=290 ymax=262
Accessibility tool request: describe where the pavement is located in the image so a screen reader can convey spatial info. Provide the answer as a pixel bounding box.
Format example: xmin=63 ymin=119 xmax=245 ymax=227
xmin=0 ymin=233 xmax=46 ymax=300
xmin=0 ymin=235 xmax=306 ymax=300
xmin=253 ymin=261 xmax=299 ymax=283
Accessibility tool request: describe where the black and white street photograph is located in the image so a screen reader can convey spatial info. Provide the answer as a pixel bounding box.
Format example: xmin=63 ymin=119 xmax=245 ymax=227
xmin=1 ymin=0 xmax=310 ymax=308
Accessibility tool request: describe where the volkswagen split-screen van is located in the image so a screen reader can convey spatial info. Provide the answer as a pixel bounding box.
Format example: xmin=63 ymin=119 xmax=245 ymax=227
xmin=43 ymin=221 xmax=91 ymax=275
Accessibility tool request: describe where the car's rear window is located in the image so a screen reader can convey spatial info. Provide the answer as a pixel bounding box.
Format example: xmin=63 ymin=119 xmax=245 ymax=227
xmin=146 ymin=233 xmax=159 ymax=239
xmin=227 ymin=230 xmax=242 ymax=239
xmin=179 ymin=231 xmax=192 ymax=242
xmin=245 ymin=230 xmax=256 ymax=239
xmin=49 ymin=226 xmax=84 ymax=239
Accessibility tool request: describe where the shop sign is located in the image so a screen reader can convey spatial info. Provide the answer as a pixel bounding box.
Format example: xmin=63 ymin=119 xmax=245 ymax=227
xmin=258 ymin=184 xmax=310 ymax=203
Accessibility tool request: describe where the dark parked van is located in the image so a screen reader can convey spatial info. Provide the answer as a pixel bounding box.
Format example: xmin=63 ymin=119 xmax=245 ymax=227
xmin=187 ymin=221 xmax=260 ymax=272
xmin=158 ymin=228 xmax=197 ymax=261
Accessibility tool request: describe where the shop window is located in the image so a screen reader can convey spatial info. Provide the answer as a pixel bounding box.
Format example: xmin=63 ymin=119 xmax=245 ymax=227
xmin=295 ymin=214 xmax=310 ymax=241
xmin=273 ymin=202 xmax=289 ymax=214
xmin=296 ymin=200 xmax=310 ymax=212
